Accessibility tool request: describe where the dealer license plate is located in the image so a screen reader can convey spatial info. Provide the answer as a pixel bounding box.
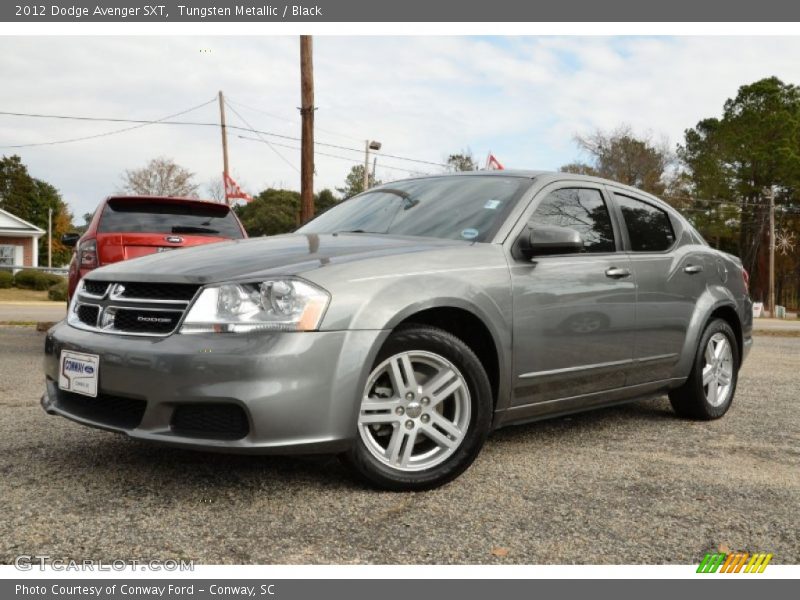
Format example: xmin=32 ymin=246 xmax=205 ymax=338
xmin=58 ymin=350 xmax=99 ymax=398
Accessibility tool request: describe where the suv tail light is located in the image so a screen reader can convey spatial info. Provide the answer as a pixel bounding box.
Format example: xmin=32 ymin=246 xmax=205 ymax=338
xmin=79 ymin=239 xmax=98 ymax=269
xmin=742 ymin=268 xmax=750 ymax=293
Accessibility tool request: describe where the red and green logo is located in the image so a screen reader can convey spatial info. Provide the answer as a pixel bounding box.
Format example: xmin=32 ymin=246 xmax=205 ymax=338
xmin=697 ymin=552 xmax=773 ymax=573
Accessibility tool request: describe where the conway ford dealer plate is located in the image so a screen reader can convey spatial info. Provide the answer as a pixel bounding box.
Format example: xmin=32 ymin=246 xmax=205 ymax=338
xmin=58 ymin=350 xmax=99 ymax=397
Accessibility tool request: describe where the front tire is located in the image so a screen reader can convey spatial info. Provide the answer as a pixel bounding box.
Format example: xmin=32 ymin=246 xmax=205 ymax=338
xmin=343 ymin=325 xmax=493 ymax=491
xmin=669 ymin=318 xmax=739 ymax=420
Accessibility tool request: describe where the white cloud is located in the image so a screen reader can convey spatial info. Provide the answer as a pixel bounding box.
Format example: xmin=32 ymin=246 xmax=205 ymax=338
xmin=2 ymin=35 xmax=800 ymax=218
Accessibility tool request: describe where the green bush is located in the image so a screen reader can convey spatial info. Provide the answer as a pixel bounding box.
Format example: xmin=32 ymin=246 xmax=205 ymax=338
xmin=47 ymin=280 xmax=68 ymax=302
xmin=12 ymin=269 xmax=45 ymax=290
xmin=14 ymin=269 xmax=64 ymax=291
xmin=44 ymin=272 xmax=65 ymax=288
xmin=0 ymin=271 xmax=13 ymax=288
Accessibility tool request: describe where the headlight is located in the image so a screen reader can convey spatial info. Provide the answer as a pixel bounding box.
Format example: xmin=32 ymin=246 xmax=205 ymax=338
xmin=180 ymin=279 xmax=330 ymax=334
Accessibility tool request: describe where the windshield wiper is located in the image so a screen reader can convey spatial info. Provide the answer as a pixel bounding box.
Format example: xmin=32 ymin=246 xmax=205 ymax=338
xmin=172 ymin=226 xmax=220 ymax=234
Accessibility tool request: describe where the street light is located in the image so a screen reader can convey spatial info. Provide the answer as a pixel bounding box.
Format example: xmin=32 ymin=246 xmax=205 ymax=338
xmin=364 ymin=140 xmax=382 ymax=191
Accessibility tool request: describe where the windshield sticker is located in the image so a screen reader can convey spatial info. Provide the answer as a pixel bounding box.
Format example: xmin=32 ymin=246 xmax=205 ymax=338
xmin=461 ymin=228 xmax=479 ymax=240
xmin=484 ymin=199 xmax=501 ymax=210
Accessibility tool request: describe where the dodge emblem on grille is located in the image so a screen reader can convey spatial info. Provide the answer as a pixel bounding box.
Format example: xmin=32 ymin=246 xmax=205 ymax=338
xmin=137 ymin=315 xmax=173 ymax=324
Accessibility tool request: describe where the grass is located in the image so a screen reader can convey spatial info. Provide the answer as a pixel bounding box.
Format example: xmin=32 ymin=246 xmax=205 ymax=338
xmin=753 ymin=329 xmax=800 ymax=338
xmin=0 ymin=288 xmax=56 ymax=302
xmin=0 ymin=321 xmax=37 ymax=327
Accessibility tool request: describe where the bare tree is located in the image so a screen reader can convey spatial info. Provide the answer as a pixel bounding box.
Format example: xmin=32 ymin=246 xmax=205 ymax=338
xmin=205 ymin=177 xmax=225 ymax=203
xmin=445 ymin=149 xmax=478 ymax=172
xmin=560 ymin=162 xmax=599 ymax=177
xmin=562 ymin=125 xmax=675 ymax=197
xmin=121 ymin=157 xmax=198 ymax=197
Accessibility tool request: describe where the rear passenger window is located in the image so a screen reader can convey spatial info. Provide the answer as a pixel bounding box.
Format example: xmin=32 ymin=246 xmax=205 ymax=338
xmin=531 ymin=188 xmax=615 ymax=253
xmin=614 ymin=194 xmax=675 ymax=252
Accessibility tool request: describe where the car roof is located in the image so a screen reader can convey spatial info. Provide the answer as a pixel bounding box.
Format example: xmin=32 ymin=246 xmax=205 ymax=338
xmin=390 ymin=170 xmax=679 ymax=215
xmin=401 ymin=169 xmax=548 ymax=180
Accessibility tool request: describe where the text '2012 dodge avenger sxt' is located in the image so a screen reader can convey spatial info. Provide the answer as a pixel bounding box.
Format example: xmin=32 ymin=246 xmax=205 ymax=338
xmin=43 ymin=172 xmax=752 ymax=490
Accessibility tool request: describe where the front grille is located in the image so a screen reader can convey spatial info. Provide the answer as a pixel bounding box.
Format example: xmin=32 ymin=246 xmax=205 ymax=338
xmin=171 ymin=404 xmax=250 ymax=440
xmin=76 ymin=304 xmax=100 ymax=327
xmin=111 ymin=308 xmax=182 ymax=334
xmin=72 ymin=279 xmax=198 ymax=336
xmin=114 ymin=282 xmax=200 ymax=302
xmin=56 ymin=390 xmax=146 ymax=429
xmin=82 ymin=280 xmax=108 ymax=296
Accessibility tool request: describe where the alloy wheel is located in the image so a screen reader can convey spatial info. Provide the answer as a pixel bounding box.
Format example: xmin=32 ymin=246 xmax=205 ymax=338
xmin=702 ymin=332 xmax=734 ymax=407
xmin=357 ymin=350 xmax=471 ymax=472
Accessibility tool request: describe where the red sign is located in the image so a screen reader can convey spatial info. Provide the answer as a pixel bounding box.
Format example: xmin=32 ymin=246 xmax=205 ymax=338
xmin=223 ymin=172 xmax=253 ymax=203
xmin=486 ymin=153 xmax=504 ymax=170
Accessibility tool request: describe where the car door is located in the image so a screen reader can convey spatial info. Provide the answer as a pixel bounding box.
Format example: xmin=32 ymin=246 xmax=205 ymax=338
xmin=611 ymin=191 xmax=709 ymax=385
xmin=509 ymin=183 xmax=637 ymax=407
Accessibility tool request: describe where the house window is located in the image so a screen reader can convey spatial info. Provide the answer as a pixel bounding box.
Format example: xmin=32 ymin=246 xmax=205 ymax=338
xmin=0 ymin=245 xmax=15 ymax=266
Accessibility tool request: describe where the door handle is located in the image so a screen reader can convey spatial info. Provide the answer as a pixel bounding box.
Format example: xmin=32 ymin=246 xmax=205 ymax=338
xmin=683 ymin=264 xmax=704 ymax=274
xmin=605 ymin=267 xmax=631 ymax=279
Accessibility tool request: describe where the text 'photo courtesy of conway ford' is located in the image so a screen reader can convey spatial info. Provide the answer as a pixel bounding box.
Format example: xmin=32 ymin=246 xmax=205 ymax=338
xmin=43 ymin=171 xmax=752 ymax=490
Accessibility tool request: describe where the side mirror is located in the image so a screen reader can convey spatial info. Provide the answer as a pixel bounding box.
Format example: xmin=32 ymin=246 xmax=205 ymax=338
xmin=61 ymin=233 xmax=81 ymax=248
xmin=518 ymin=223 xmax=583 ymax=258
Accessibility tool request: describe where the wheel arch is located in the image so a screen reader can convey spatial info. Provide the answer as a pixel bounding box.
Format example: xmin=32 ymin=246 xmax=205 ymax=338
xmin=708 ymin=304 xmax=744 ymax=367
xmin=388 ymin=304 xmax=507 ymax=412
xmin=676 ymin=293 xmax=744 ymax=380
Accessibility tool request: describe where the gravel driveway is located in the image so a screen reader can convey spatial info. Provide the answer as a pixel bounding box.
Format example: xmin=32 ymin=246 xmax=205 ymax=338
xmin=0 ymin=326 xmax=797 ymax=564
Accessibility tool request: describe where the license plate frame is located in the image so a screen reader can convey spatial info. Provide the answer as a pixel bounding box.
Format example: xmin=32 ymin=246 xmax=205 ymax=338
xmin=58 ymin=350 xmax=99 ymax=398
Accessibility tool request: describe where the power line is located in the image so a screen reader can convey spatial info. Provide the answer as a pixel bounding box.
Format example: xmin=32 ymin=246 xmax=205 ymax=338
xmin=672 ymin=195 xmax=800 ymax=210
xmin=0 ymin=99 xmax=217 ymax=149
xmin=226 ymin=97 xmax=362 ymax=144
xmin=0 ymin=108 xmax=449 ymax=168
xmin=225 ymin=102 xmax=300 ymax=174
xmin=237 ymin=134 xmax=432 ymax=176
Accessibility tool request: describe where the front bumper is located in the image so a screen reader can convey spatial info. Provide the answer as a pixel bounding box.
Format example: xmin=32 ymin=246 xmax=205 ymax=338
xmin=43 ymin=322 xmax=388 ymax=454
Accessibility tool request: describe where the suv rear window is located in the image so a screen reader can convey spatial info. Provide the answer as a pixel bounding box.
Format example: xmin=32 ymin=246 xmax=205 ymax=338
xmin=98 ymin=199 xmax=244 ymax=239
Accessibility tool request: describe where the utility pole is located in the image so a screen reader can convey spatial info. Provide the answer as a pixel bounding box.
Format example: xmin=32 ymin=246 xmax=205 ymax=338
xmin=218 ymin=90 xmax=230 ymax=205
xmin=47 ymin=207 xmax=52 ymax=268
xmin=363 ymin=140 xmax=370 ymax=191
xmin=299 ymin=35 xmax=315 ymax=223
xmin=768 ymin=186 xmax=776 ymax=316
xmin=363 ymin=140 xmax=382 ymax=191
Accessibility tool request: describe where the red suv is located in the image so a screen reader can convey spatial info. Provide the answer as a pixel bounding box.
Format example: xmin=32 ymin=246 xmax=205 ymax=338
xmin=63 ymin=196 xmax=247 ymax=301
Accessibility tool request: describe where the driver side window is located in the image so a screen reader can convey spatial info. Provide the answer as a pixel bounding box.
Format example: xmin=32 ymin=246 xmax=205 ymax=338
xmin=531 ymin=188 xmax=616 ymax=253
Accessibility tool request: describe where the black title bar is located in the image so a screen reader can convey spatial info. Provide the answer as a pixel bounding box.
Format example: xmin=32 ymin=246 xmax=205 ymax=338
xmin=3 ymin=579 xmax=796 ymax=600
xmin=4 ymin=0 xmax=800 ymax=22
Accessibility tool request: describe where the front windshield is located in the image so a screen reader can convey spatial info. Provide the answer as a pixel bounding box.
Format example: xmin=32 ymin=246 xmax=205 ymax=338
xmin=297 ymin=176 xmax=529 ymax=243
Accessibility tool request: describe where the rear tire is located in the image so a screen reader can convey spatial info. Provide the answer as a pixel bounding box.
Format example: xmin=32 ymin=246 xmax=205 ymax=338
xmin=669 ymin=318 xmax=739 ymax=420
xmin=343 ymin=324 xmax=493 ymax=491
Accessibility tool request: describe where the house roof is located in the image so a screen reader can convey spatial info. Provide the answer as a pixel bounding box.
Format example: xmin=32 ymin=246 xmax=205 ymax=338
xmin=0 ymin=207 xmax=46 ymax=237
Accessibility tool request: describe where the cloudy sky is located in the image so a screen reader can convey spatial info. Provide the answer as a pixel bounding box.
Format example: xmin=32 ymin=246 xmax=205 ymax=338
xmin=2 ymin=35 xmax=800 ymax=218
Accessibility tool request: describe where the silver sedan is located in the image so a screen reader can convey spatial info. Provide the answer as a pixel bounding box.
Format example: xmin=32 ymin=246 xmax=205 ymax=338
xmin=43 ymin=172 xmax=753 ymax=490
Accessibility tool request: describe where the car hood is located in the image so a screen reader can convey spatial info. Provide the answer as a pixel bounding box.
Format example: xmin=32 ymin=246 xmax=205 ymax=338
xmin=85 ymin=233 xmax=466 ymax=284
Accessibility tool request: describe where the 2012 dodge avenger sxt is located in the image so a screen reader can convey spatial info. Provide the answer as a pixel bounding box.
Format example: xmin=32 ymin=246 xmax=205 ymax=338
xmin=43 ymin=172 xmax=752 ymax=490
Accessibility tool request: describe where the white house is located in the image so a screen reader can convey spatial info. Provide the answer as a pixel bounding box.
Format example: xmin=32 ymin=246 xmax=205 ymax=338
xmin=0 ymin=207 xmax=46 ymax=269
